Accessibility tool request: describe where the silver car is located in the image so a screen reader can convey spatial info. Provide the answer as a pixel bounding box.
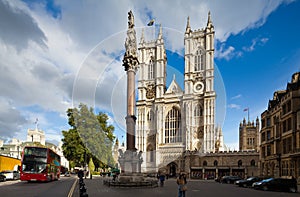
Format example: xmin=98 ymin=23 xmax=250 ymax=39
xmin=1 ymin=170 xmax=20 ymax=180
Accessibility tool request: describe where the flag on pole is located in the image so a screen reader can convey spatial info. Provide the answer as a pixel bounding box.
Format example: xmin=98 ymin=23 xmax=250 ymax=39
xmin=147 ymin=19 xmax=155 ymax=26
xmin=243 ymin=108 xmax=248 ymax=112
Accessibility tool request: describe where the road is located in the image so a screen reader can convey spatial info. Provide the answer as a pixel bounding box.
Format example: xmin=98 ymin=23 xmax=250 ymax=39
xmin=1 ymin=176 xmax=299 ymax=197
xmin=0 ymin=176 xmax=75 ymax=197
xmin=75 ymin=177 xmax=300 ymax=197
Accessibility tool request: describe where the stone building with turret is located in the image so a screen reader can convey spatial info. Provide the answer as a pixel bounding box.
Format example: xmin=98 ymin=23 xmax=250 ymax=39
xmin=239 ymin=117 xmax=260 ymax=151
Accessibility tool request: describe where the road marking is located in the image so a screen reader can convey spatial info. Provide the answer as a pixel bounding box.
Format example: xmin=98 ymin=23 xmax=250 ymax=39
xmin=68 ymin=178 xmax=78 ymax=197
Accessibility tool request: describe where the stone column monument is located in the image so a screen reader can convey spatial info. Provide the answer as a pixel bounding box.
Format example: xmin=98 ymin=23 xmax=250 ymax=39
xmin=118 ymin=10 xmax=143 ymax=174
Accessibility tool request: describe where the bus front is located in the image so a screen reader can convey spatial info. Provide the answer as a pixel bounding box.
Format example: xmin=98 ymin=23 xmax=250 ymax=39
xmin=20 ymin=147 xmax=49 ymax=181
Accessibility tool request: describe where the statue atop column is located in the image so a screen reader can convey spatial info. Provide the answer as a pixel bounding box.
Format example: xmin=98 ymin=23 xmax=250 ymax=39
xmin=119 ymin=10 xmax=142 ymax=174
xmin=124 ymin=10 xmax=138 ymax=69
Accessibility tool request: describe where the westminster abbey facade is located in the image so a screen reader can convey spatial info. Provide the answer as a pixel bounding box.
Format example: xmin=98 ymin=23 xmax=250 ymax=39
xmin=135 ymin=13 xmax=226 ymax=173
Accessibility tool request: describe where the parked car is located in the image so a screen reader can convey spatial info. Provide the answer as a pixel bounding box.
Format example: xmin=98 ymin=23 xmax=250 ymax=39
xmin=220 ymin=176 xmax=242 ymax=184
xmin=235 ymin=176 xmax=263 ymax=187
xmin=0 ymin=173 xmax=6 ymax=182
xmin=252 ymin=177 xmax=297 ymax=193
xmin=1 ymin=170 xmax=19 ymax=180
xmin=64 ymin=171 xmax=71 ymax=177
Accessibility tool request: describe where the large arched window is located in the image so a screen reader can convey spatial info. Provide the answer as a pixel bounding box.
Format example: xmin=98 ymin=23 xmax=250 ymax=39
xmin=148 ymin=59 xmax=154 ymax=79
xmin=194 ymin=48 xmax=205 ymax=72
xmin=165 ymin=107 xmax=181 ymax=143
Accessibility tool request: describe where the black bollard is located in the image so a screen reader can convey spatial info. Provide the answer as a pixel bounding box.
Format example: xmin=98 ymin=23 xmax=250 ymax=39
xmin=79 ymin=177 xmax=89 ymax=197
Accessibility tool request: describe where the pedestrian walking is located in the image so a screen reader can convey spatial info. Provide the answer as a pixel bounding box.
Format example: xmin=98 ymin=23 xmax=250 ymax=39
xmin=176 ymin=173 xmax=187 ymax=197
xmin=159 ymin=174 xmax=165 ymax=187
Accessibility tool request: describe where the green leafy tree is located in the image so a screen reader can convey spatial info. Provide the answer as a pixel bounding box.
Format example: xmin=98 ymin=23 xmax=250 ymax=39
xmin=88 ymin=157 xmax=95 ymax=173
xmin=62 ymin=104 xmax=115 ymax=170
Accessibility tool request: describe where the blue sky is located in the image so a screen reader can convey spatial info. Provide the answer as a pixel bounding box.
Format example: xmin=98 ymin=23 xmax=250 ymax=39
xmin=0 ymin=0 xmax=299 ymax=150
xmin=216 ymin=2 xmax=300 ymax=147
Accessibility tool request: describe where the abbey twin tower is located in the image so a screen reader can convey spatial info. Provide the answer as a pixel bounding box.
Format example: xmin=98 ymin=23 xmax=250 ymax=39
xmin=131 ymin=12 xmax=225 ymax=172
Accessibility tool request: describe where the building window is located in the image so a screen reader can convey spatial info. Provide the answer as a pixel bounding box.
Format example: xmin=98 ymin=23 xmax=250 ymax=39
xmin=283 ymin=120 xmax=287 ymax=133
xmin=194 ymin=48 xmax=204 ymax=72
xmin=203 ymin=161 xmax=207 ymax=166
xmin=261 ymin=147 xmax=265 ymax=158
xmin=261 ymin=132 xmax=265 ymax=142
xmin=250 ymin=160 xmax=256 ymax=166
xmin=148 ymin=59 xmax=154 ymax=79
xmin=283 ymin=138 xmax=287 ymax=154
xmin=165 ymin=107 xmax=181 ymax=143
xmin=267 ymin=130 xmax=271 ymax=141
xmin=283 ymin=104 xmax=287 ymax=115
xmin=247 ymin=137 xmax=255 ymax=146
xmin=287 ymin=118 xmax=292 ymax=131
xmin=267 ymin=145 xmax=271 ymax=156
xmin=267 ymin=118 xmax=271 ymax=127
xmin=287 ymin=137 xmax=292 ymax=153
xmin=238 ymin=160 xmax=242 ymax=167
xmin=261 ymin=119 xmax=265 ymax=128
xmin=214 ymin=160 xmax=218 ymax=166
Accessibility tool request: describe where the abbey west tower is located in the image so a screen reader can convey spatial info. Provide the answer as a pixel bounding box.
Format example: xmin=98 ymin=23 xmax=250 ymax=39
xmin=136 ymin=12 xmax=222 ymax=172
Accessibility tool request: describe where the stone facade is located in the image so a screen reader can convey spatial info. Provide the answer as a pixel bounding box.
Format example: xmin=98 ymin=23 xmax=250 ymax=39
xmin=157 ymin=150 xmax=259 ymax=179
xmin=260 ymin=72 xmax=300 ymax=181
xmin=239 ymin=117 xmax=260 ymax=151
xmin=136 ymin=12 xmax=225 ymax=173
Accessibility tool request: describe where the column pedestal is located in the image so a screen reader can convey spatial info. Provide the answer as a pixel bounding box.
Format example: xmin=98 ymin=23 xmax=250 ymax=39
xmin=118 ymin=149 xmax=143 ymax=173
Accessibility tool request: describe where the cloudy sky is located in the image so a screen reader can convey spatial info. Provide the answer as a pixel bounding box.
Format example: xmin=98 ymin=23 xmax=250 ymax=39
xmin=0 ymin=0 xmax=299 ymax=150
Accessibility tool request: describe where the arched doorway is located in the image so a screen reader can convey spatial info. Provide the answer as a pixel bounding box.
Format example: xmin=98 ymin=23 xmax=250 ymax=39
xmin=168 ymin=162 xmax=177 ymax=177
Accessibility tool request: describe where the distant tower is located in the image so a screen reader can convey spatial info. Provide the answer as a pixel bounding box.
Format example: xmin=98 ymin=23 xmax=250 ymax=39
xmin=239 ymin=117 xmax=260 ymax=151
xmin=26 ymin=128 xmax=45 ymax=145
xmin=112 ymin=138 xmax=119 ymax=168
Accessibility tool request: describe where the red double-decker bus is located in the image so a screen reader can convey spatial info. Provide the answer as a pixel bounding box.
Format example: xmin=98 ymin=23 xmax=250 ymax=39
xmin=20 ymin=146 xmax=61 ymax=182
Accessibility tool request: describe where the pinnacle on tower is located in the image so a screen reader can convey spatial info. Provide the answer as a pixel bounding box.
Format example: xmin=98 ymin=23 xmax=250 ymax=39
xmin=185 ymin=16 xmax=191 ymax=34
xmin=207 ymin=11 xmax=213 ymax=28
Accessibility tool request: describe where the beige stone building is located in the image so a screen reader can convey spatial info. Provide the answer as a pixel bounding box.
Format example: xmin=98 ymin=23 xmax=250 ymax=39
xmin=260 ymin=72 xmax=300 ymax=180
xmin=157 ymin=150 xmax=259 ymax=179
xmin=239 ymin=117 xmax=260 ymax=151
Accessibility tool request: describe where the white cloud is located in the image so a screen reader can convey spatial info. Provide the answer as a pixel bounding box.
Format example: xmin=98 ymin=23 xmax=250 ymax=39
xmin=242 ymin=37 xmax=269 ymax=52
xmin=231 ymin=94 xmax=242 ymax=100
xmin=227 ymin=104 xmax=241 ymax=110
xmin=0 ymin=0 xmax=293 ymax=142
xmin=215 ymin=44 xmax=236 ymax=60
